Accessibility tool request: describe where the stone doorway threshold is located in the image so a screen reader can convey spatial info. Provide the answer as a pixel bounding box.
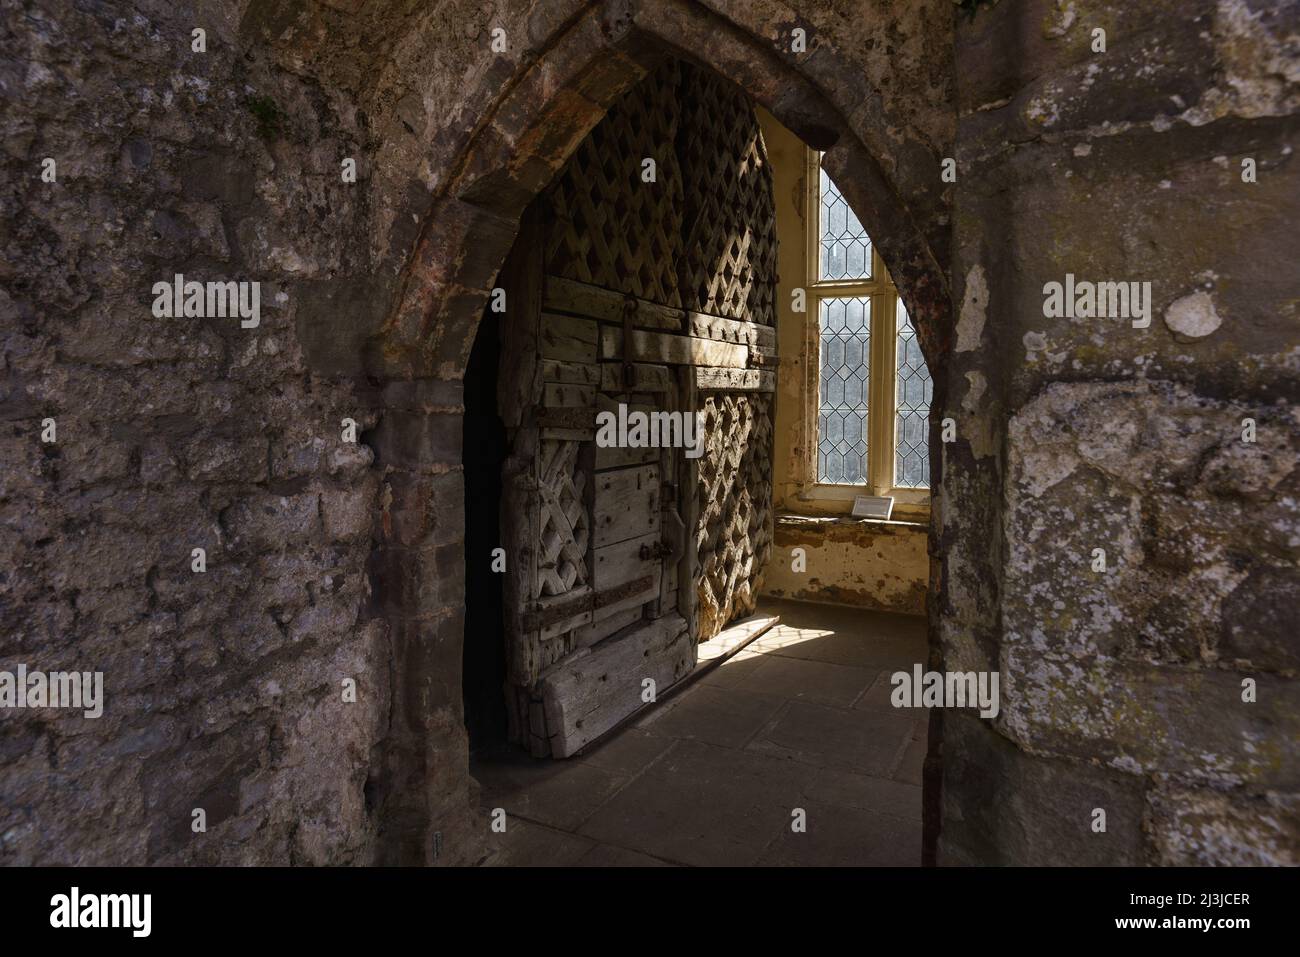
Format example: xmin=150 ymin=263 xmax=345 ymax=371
xmin=473 ymin=598 xmax=927 ymax=866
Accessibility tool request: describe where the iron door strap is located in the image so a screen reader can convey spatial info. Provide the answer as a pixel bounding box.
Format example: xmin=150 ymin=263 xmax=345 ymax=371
xmin=639 ymin=539 xmax=674 ymax=561
xmin=622 ymin=292 xmax=638 ymax=389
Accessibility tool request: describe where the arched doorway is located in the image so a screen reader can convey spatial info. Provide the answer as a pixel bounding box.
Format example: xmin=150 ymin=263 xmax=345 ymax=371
xmin=364 ymin=0 xmax=961 ymax=866
xmin=462 ymin=56 xmax=780 ymax=761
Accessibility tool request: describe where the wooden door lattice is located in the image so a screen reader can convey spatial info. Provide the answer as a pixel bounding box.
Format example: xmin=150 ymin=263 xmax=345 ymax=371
xmin=499 ymin=56 xmax=779 ymax=759
xmin=696 ymin=392 xmax=773 ymax=640
xmin=544 ymin=61 xmax=684 ymax=307
xmin=536 ymin=439 xmax=588 ymax=597
xmin=676 ymin=62 xmax=777 ymax=326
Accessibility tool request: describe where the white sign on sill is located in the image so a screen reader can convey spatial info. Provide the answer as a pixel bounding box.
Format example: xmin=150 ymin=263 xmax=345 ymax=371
xmin=851 ymin=495 xmax=894 ymax=521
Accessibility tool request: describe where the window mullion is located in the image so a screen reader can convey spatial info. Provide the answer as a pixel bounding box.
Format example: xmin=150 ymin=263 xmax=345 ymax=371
xmin=804 ymin=149 xmax=820 ymax=290
xmin=803 ymin=149 xmax=819 ymax=492
xmin=804 ymin=293 xmax=821 ymax=493
xmin=881 ymin=289 xmax=900 ymax=494
xmin=867 ymin=291 xmax=889 ymax=495
xmin=871 ymin=244 xmax=897 ymax=496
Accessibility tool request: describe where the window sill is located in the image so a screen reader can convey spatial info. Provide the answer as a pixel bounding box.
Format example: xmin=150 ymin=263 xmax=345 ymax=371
xmin=791 ymin=483 xmax=930 ymax=519
xmin=775 ymin=512 xmax=927 ymax=531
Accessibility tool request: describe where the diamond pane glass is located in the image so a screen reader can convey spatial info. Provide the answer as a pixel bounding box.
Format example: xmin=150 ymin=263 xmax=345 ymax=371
xmin=818 ymin=162 xmax=872 ymax=281
xmin=818 ymin=297 xmax=870 ymax=484
xmin=895 ymin=298 xmax=932 ymax=488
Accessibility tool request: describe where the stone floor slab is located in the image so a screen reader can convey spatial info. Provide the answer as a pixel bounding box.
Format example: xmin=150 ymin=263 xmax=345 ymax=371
xmin=746 ymin=699 xmax=916 ymax=776
xmin=895 ymin=733 xmax=927 ymax=787
xmin=739 ymin=654 xmax=876 ymax=709
xmin=472 ymin=751 xmax=629 ymax=832
xmin=578 ymin=739 xmax=809 ymax=866
xmin=696 ymin=648 xmax=767 ymax=689
xmin=484 ymin=819 xmax=596 ymax=867
xmin=576 ymin=727 xmax=676 ymax=776
xmin=574 ymin=843 xmax=675 ymax=867
xmin=799 ymin=765 xmax=923 ymax=820
xmin=756 ymin=800 xmax=922 ymax=867
xmin=749 ymin=626 xmax=920 ymax=671
xmin=636 ymin=685 xmax=787 ymax=750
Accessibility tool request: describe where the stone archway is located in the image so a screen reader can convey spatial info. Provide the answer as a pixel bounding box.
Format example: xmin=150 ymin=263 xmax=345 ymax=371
xmin=373 ymin=1 xmax=952 ymax=382
xmin=12 ymin=0 xmax=1288 ymax=870
xmin=346 ymin=0 xmax=962 ymax=865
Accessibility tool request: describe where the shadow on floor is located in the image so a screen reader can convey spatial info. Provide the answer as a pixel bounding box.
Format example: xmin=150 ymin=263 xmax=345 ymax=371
xmin=472 ymin=597 xmax=929 ymax=866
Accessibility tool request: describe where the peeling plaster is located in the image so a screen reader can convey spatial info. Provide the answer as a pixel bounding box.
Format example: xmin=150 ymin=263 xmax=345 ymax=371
xmin=1165 ymin=290 xmax=1223 ymax=339
xmin=956 ymin=263 xmax=988 ymax=352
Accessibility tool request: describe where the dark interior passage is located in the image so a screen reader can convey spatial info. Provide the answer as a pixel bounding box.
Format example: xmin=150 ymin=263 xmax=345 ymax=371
xmin=462 ymin=308 xmax=509 ymax=754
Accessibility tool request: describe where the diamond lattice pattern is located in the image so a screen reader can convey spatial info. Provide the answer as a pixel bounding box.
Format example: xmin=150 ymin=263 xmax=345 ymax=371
xmin=677 ymin=63 xmax=777 ymax=326
xmin=819 ymin=165 xmax=872 ymax=281
xmin=894 ymin=299 xmax=932 ymax=488
xmin=545 ymin=61 xmax=684 ymax=306
xmin=535 ymin=440 xmax=589 ymax=598
xmin=817 ymin=296 xmax=870 ymax=484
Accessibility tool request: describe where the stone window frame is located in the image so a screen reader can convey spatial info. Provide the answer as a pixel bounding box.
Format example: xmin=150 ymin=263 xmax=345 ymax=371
xmin=796 ymin=146 xmax=931 ymax=515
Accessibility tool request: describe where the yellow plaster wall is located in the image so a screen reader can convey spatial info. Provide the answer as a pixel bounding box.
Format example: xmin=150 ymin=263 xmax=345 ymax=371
xmin=757 ymin=108 xmax=928 ymax=617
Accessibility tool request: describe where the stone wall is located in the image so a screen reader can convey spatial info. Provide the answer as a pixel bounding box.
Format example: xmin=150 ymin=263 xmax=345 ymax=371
xmin=0 ymin=0 xmax=485 ymax=865
xmin=1 ymin=0 xmax=956 ymax=866
xmin=3 ymin=0 xmax=1294 ymax=868
xmin=1 ymin=0 xmax=395 ymax=865
xmin=939 ymin=0 xmax=1300 ymax=865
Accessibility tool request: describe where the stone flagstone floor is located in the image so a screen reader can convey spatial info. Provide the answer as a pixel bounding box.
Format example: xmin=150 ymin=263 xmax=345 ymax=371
xmin=473 ymin=597 xmax=928 ymax=867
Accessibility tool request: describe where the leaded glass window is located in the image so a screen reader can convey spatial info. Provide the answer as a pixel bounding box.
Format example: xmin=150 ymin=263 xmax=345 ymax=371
xmin=818 ymin=167 xmax=872 ymax=281
xmin=808 ymin=154 xmax=931 ymax=499
xmin=894 ymin=299 xmax=932 ymax=487
xmin=817 ymin=297 xmax=870 ymax=484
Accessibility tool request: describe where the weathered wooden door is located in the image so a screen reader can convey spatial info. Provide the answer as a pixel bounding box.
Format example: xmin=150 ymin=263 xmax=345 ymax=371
xmin=495 ymin=60 xmax=777 ymax=758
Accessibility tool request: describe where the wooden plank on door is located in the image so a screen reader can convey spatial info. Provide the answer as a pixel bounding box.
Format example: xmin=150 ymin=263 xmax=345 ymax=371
xmin=591 ymin=574 xmax=659 ymax=626
xmin=542 ymin=359 xmax=601 ymax=385
xmin=542 ymin=428 xmax=594 ymax=441
xmin=592 ymin=464 xmax=659 ymax=547
xmin=599 ymin=362 xmax=674 ymax=393
xmin=498 ymin=212 xmax=544 ymax=430
xmin=687 ymin=311 xmax=777 ymax=354
xmin=522 ymin=584 xmax=593 ymax=641
xmin=545 ymin=276 xmax=684 ymax=331
xmin=676 ymin=364 xmax=700 ymax=646
xmin=544 ymin=382 xmax=596 ymax=407
xmin=541 ymin=312 xmax=598 ymax=362
xmin=593 ymin=531 xmax=661 ymax=590
xmin=539 ymin=613 xmax=693 ymax=757
xmin=594 ymin=443 xmax=659 ymax=470
xmin=593 ymin=394 xmax=658 ymax=470
xmin=573 ymin=606 xmax=642 ymax=648
xmin=537 ymin=406 xmax=596 ymax=435
xmin=497 ymin=208 xmax=545 ymax=693
xmin=599 ymin=327 xmax=748 ymax=368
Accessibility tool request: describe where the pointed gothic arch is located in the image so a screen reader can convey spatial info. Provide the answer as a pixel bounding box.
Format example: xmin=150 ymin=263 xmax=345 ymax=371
xmin=342 ymin=0 xmax=962 ymax=865
xmin=373 ymin=0 xmax=952 ymax=381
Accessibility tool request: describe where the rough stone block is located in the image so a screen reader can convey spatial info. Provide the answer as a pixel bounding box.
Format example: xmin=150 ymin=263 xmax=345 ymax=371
xmin=369 ymin=409 xmax=463 ymax=470
xmin=321 ymin=479 xmax=378 ymax=544
xmin=939 ymin=713 xmax=1146 ymax=866
xmin=368 ymin=542 xmax=465 ymax=619
xmin=1147 ymin=785 xmax=1300 ymax=866
xmin=221 ymin=492 xmax=321 ymax=553
xmin=382 ymin=470 xmax=465 ymax=548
